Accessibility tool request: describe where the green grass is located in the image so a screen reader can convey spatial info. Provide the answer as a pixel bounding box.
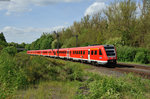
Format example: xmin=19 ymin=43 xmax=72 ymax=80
xmin=12 ymin=81 xmax=80 ymax=99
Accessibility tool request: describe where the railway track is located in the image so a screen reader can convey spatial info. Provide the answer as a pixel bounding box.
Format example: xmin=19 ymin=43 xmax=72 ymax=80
xmin=61 ymin=58 xmax=150 ymax=79
xmin=88 ymin=62 xmax=150 ymax=79
xmin=50 ymin=57 xmax=150 ymax=79
xmin=113 ymin=63 xmax=150 ymax=79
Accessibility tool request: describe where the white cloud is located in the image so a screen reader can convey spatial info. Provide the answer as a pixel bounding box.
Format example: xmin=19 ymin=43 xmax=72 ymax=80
xmin=84 ymin=2 xmax=107 ymax=16
xmin=1 ymin=26 xmax=65 ymax=43
xmin=0 ymin=0 xmax=85 ymax=15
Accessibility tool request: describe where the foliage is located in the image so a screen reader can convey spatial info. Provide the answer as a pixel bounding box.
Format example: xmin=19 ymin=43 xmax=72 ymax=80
xmin=105 ymin=37 xmax=123 ymax=46
xmin=64 ymin=63 xmax=83 ymax=81
xmin=51 ymin=39 xmax=58 ymax=49
xmin=0 ymin=53 xmax=27 ymax=98
xmin=117 ymin=46 xmax=137 ymax=62
xmin=0 ymin=32 xmax=7 ymax=48
xmin=0 ymin=52 xmax=85 ymax=98
xmin=117 ymin=46 xmax=150 ymax=64
xmin=76 ymin=73 xmax=149 ymax=99
xmin=26 ymin=33 xmax=54 ymax=50
xmin=8 ymin=42 xmax=26 ymax=48
xmin=134 ymin=48 xmax=150 ymax=64
xmin=1 ymin=46 xmax=17 ymax=56
xmin=0 ymin=32 xmax=6 ymax=43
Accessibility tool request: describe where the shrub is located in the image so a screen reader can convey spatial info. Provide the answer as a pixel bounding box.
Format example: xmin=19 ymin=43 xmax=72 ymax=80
xmin=117 ymin=46 xmax=137 ymax=62
xmin=134 ymin=48 xmax=149 ymax=64
xmin=76 ymin=73 xmax=145 ymax=99
xmin=1 ymin=46 xmax=17 ymax=56
xmin=0 ymin=53 xmax=28 ymax=98
xmin=116 ymin=46 xmax=150 ymax=64
xmin=65 ymin=63 xmax=84 ymax=81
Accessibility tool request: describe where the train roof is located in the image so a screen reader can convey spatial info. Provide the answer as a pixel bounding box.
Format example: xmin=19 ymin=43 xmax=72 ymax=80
xmin=27 ymin=45 xmax=114 ymax=51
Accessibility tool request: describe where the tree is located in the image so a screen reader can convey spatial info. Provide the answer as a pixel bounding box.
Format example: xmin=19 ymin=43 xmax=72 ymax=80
xmin=0 ymin=32 xmax=7 ymax=48
xmin=0 ymin=32 xmax=6 ymax=43
xmin=104 ymin=0 xmax=137 ymax=46
xmin=28 ymin=33 xmax=54 ymax=50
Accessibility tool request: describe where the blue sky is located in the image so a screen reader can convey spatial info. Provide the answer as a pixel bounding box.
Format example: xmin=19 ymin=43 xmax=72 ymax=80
xmin=0 ymin=0 xmax=140 ymax=43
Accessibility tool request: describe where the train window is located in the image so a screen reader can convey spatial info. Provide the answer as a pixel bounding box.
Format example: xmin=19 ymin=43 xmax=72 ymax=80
xmin=83 ymin=51 xmax=85 ymax=55
xmin=81 ymin=51 xmax=82 ymax=54
xmin=95 ymin=51 xmax=97 ymax=55
xmin=79 ymin=51 xmax=80 ymax=54
xmin=99 ymin=50 xmax=102 ymax=55
xmin=91 ymin=50 xmax=93 ymax=55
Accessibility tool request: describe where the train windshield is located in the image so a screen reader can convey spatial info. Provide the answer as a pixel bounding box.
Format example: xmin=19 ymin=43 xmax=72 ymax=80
xmin=104 ymin=46 xmax=116 ymax=57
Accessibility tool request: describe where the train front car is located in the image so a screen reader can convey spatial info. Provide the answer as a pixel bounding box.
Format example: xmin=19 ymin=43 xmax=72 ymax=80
xmin=103 ymin=45 xmax=117 ymax=65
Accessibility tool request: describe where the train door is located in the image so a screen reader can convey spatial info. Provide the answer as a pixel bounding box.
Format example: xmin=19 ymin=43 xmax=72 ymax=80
xmin=88 ymin=49 xmax=90 ymax=62
xmin=67 ymin=50 xmax=69 ymax=59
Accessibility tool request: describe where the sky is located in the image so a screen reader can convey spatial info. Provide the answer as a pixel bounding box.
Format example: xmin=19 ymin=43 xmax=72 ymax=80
xmin=0 ymin=0 xmax=140 ymax=44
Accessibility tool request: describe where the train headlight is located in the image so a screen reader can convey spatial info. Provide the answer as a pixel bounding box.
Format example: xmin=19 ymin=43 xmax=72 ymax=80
xmin=99 ymin=57 xmax=102 ymax=59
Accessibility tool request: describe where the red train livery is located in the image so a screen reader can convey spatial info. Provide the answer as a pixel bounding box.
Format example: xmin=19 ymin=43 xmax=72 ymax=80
xmin=27 ymin=45 xmax=117 ymax=65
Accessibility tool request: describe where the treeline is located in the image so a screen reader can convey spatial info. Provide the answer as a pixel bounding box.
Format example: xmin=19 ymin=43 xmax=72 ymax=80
xmin=26 ymin=0 xmax=150 ymax=64
xmin=57 ymin=0 xmax=150 ymax=48
xmin=27 ymin=0 xmax=150 ymax=49
xmin=25 ymin=33 xmax=54 ymax=50
xmin=0 ymin=32 xmax=26 ymax=51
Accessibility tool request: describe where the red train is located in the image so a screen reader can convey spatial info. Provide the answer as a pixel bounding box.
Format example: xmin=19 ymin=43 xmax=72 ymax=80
xmin=27 ymin=45 xmax=117 ymax=65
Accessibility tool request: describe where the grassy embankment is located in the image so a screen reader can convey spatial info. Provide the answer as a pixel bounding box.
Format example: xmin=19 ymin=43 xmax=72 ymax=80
xmin=0 ymin=51 xmax=150 ymax=99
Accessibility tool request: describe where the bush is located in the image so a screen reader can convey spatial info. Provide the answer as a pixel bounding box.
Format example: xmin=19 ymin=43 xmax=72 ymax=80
xmin=117 ymin=46 xmax=137 ymax=62
xmin=0 ymin=53 xmax=28 ymax=98
xmin=1 ymin=46 xmax=17 ymax=56
xmin=76 ymin=73 xmax=145 ymax=99
xmin=134 ymin=49 xmax=149 ymax=64
xmin=65 ymin=63 xmax=83 ymax=81
xmin=116 ymin=46 xmax=150 ymax=64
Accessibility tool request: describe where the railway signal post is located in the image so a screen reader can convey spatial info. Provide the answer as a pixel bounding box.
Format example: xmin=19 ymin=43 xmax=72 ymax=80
xmin=54 ymin=31 xmax=59 ymax=57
